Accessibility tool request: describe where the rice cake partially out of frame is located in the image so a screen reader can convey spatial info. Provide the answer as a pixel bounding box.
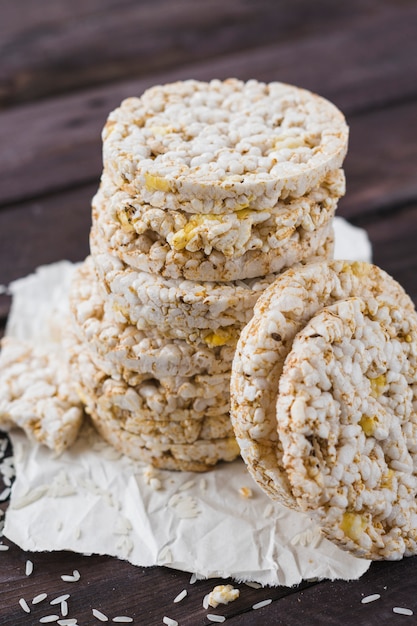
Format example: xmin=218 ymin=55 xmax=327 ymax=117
xmin=102 ymin=78 xmax=348 ymax=214
xmin=230 ymin=261 xmax=417 ymax=509
xmin=277 ymin=297 xmax=417 ymax=560
xmin=0 ymin=337 xmax=84 ymax=454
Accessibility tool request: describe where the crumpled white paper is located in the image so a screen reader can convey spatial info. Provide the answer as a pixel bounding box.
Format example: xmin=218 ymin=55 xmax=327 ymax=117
xmin=3 ymin=217 xmax=372 ymax=586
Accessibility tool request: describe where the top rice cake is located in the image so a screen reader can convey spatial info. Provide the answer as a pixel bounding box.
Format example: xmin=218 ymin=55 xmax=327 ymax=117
xmin=102 ymin=78 xmax=349 ymax=213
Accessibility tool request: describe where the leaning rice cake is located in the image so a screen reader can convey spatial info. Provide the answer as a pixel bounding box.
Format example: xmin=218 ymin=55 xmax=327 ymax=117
xmin=230 ymin=260 xmax=417 ymax=508
xmin=277 ymin=297 xmax=417 ymax=560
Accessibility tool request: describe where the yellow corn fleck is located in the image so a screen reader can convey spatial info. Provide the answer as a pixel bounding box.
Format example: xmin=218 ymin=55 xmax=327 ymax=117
xmin=369 ymin=374 xmax=386 ymax=398
xmin=148 ymin=125 xmax=176 ymax=135
xmin=340 ymin=512 xmax=367 ymax=542
xmin=112 ymin=302 xmax=130 ymax=319
xmin=116 ymin=210 xmax=135 ymax=232
xmin=381 ymin=469 xmax=394 ymax=489
xmin=144 ymin=173 xmax=171 ymax=193
xmin=341 ymin=261 xmax=369 ymax=277
xmin=405 ymin=334 xmax=412 ymax=343
xmin=235 ymin=207 xmax=252 ymax=219
xmin=171 ymin=214 xmax=220 ymax=250
xmin=359 ymin=415 xmax=376 ymax=436
xmin=273 ymin=136 xmax=306 ymax=150
xmin=203 ymin=328 xmax=234 ymax=347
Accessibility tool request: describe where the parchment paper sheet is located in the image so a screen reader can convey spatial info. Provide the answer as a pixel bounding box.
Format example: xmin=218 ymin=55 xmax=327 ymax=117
xmin=2 ymin=217 xmax=372 ymax=585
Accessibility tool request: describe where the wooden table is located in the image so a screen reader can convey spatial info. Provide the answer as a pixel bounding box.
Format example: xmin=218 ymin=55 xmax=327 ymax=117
xmin=1 ymin=1 xmax=417 ymax=623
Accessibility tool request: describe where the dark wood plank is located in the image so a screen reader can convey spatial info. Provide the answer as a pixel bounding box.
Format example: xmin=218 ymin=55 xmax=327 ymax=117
xmin=0 ymin=0 xmax=408 ymax=107
xmin=225 ymin=558 xmax=417 ymax=625
xmin=359 ymin=202 xmax=417 ymax=306
xmin=1 ymin=5 xmax=417 ymax=205
xmin=0 ymin=184 xmax=94 ymax=320
xmin=340 ymin=104 xmax=417 ymax=221
xmin=0 ymin=444 xmax=315 ymax=626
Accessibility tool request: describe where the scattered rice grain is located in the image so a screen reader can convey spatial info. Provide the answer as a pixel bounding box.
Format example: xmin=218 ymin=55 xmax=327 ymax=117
xmin=189 ymin=573 xmax=198 ymax=584
xmin=32 ymin=593 xmax=48 ymax=604
xmin=245 ymin=582 xmax=262 ymax=589
xmin=162 ymin=618 xmax=178 ymax=626
xmin=19 ymin=598 xmax=30 ymax=613
xmin=173 ymin=589 xmax=187 ymax=603
xmin=61 ymin=600 xmax=69 ymax=617
xmin=207 ymin=615 xmax=226 ymax=623
xmin=39 ymin=616 xmax=59 ymax=623
xmin=393 ymin=607 xmax=413 ymax=616
xmin=178 ymin=480 xmax=195 ymax=492
xmin=203 ymin=594 xmax=210 ymax=609
xmin=361 ymin=594 xmax=381 ymax=604
xmin=25 ymin=559 xmax=34 ymax=576
xmin=112 ymin=617 xmax=133 ymax=623
xmin=0 ymin=543 xmax=9 ymax=551
xmin=11 ymin=485 xmax=48 ymax=509
xmin=92 ymin=608 xmax=109 ymax=621
xmin=61 ymin=570 xmax=80 ymax=582
xmin=57 ymin=620 xmax=77 ymax=626
xmin=0 ymin=487 xmax=11 ymax=501
xmin=252 ymin=599 xmax=272 ymax=610
xmin=50 ymin=594 xmax=70 ymax=605
xmin=157 ymin=546 xmax=173 ymax=564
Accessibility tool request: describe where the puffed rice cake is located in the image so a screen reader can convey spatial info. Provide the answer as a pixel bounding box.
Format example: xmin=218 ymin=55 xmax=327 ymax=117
xmin=0 ymin=336 xmax=84 ymax=454
xmin=230 ymin=260 xmax=417 ymax=508
xmin=91 ymin=168 xmax=343 ymax=282
xmin=70 ymin=257 xmax=235 ymax=379
xmin=91 ymin=190 xmax=337 ymax=282
xmin=102 ymin=78 xmax=348 ymax=214
xmin=67 ymin=333 xmax=238 ymax=471
xmin=90 ymin=227 xmax=335 ymax=346
xmin=277 ymin=297 xmax=417 ymax=560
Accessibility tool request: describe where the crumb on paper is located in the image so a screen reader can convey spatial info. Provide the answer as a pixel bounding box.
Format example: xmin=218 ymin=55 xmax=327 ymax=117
xmin=238 ymin=486 xmax=253 ymax=499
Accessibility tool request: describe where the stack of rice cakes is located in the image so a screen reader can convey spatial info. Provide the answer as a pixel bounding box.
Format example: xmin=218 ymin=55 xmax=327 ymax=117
xmin=69 ymin=78 xmax=349 ymax=471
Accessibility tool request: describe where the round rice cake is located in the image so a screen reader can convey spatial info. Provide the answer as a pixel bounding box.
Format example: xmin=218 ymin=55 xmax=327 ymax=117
xmin=102 ymin=78 xmax=348 ymax=213
xmin=85 ymin=243 xmax=278 ymax=344
xmin=69 ymin=335 xmax=232 ymax=423
xmin=92 ymin=413 xmax=239 ymax=472
xmin=277 ymin=297 xmax=417 ymax=560
xmin=68 ymin=339 xmax=238 ymax=471
xmin=70 ymin=257 xmax=235 ymax=378
xmin=90 ymin=228 xmax=334 ymax=347
xmin=95 ymin=168 xmax=343 ymax=262
xmin=230 ymin=260 xmax=417 ymax=508
xmin=91 ymin=197 xmax=335 ymax=282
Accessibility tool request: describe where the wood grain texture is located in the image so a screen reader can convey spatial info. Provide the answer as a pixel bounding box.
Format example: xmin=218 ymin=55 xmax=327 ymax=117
xmin=1 ymin=4 xmax=417 ymax=205
xmin=0 ymin=0 xmax=408 ymax=107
